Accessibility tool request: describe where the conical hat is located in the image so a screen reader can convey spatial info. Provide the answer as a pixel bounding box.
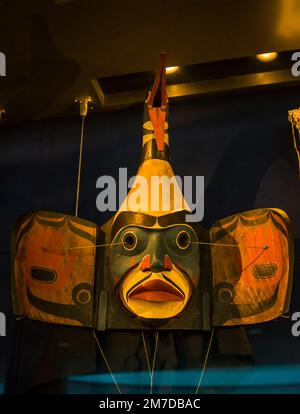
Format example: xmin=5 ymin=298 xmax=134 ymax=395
xmin=116 ymin=53 xmax=191 ymax=219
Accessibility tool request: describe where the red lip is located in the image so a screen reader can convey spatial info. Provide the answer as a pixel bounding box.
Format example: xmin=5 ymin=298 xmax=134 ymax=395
xmin=128 ymin=279 xmax=184 ymax=302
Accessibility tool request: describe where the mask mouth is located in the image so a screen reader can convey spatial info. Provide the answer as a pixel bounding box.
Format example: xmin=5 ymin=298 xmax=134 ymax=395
xmin=128 ymin=278 xmax=184 ymax=302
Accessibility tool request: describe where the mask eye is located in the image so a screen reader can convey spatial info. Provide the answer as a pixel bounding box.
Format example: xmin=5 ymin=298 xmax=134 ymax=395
xmin=122 ymin=231 xmax=137 ymax=251
xmin=176 ymin=230 xmax=190 ymax=250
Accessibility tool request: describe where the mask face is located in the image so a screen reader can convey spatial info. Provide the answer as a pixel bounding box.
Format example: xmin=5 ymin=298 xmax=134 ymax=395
xmin=109 ymin=223 xmax=200 ymax=320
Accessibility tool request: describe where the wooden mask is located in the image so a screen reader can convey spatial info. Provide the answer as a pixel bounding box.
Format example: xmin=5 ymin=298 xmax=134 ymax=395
xmin=11 ymin=55 xmax=293 ymax=331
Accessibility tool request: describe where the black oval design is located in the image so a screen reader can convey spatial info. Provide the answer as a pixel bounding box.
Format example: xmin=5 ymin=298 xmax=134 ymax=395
xmin=253 ymin=263 xmax=277 ymax=279
xmin=30 ymin=266 xmax=57 ymax=283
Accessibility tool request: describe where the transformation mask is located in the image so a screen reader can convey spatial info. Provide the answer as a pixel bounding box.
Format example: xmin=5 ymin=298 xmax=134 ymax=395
xmin=11 ymin=54 xmax=294 ymax=331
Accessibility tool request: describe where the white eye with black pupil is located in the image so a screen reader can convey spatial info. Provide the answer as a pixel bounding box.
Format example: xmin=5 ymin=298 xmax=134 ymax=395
xmin=176 ymin=230 xmax=190 ymax=249
xmin=122 ymin=231 xmax=137 ymax=251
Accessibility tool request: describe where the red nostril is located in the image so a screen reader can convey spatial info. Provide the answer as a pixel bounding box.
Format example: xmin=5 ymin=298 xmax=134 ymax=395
xmin=164 ymin=255 xmax=173 ymax=271
xmin=141 ymin=254 xmax=173 ymax=272
xmin=140 ymin=255 xmax=151 ymax=271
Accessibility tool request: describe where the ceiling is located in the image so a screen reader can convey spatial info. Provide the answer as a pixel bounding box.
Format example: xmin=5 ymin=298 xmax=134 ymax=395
xmin=1 ymin=0 xmax=300 ymax=122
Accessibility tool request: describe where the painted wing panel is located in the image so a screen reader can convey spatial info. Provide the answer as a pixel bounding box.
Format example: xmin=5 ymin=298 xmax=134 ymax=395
xmin=210 ymin=208 xmax=293 ymax=326
xmin=12 ymin=211 xmax=97 ymax=327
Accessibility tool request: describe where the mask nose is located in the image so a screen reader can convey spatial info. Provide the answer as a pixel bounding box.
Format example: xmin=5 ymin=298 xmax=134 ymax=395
xmin=140 ymin=254 xmax=173 ymax=272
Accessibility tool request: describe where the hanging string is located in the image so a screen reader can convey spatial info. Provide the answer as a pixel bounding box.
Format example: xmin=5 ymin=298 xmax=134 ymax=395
xmin=191 ymin=241 xmax=268 ymax=250
xmin=66 ymin=242 xmax=122 ymax=251
xmin=142 ymin=331 xmax=159 ymax=394
xmin=92 ymin=330 xmax=122 ymax=394
xmin=72 ymin=101 xmax=122 ymax=395
xmin=66 ymin=241 xmax=268 ymax=251
xmin=75 ymin=115 xmax=86 ymax=217
xmin=291 ymin=121 xmax=300 ymax=179
xmin=240 ymin=246 xmax=269 ymax=272
xmin=193 ymin=242 xmax=269 ymax=272
xmin=195 ymin=328 xmax=214 ymax=394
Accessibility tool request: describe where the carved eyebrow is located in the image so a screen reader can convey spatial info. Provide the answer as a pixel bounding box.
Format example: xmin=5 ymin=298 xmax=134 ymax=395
xmin=158 ymin=211 xmax=190 ymax=227
xmin=111 ymin=210 xmax=192 ymax=240
xmin=111 ymin=212 xmax=156 ymax=239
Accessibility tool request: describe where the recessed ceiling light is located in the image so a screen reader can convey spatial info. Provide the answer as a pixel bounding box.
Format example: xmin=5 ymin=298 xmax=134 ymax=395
xmin=256 ymin=52 xmax=278 ymax=62
xmin=166 ymin=66 xmax=179 ymax=74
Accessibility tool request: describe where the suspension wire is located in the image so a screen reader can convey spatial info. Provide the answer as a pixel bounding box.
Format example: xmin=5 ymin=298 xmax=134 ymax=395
xmin=240 ymin=246 xmax=268 ymax=272
xmin=191 ymin=241 xmax=268 ymax=249
xmin=75 ymin=115 xmax=86 ymax=217
xmin=92 ymin=330 xmax=122 ymax=394
xmin=142 ymin=331 xmax=159 ymax=394
xmin=66 ymin=242 xmax=122 ymax=251
xmin=73 ymin=102 xmax=122 ymax=395
xmin=66 ymin=242 xmax=268 ymax=251
xmin=291 ymin=121 xmax=300 ymax=178
xmin=195 ymin=328 xmax=214 ymax=394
